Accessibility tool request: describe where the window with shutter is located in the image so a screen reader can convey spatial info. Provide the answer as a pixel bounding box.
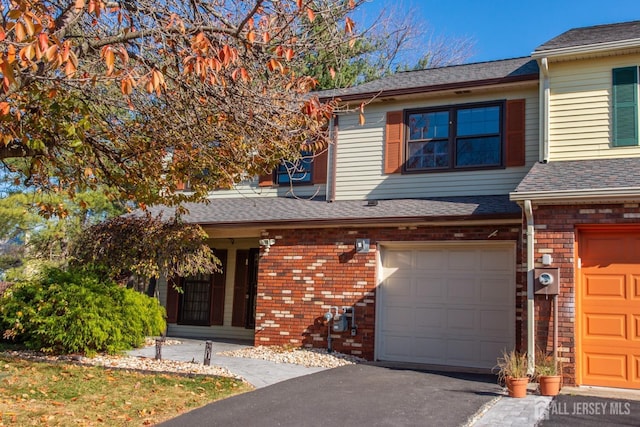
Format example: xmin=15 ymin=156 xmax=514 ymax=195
xmin=613 ymin=67 xmax=639 ymax=147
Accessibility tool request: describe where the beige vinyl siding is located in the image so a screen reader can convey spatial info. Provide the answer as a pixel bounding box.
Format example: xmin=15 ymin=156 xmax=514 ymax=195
xmin=160 ymin=239 xmax=257 ymax=341
xmin=207 ymin=180 xmax=326 ymax=199
xmin=334 ymin=89 xmax=539 ymax=201
xmin=548 ymin=53 xmax=640 ymax=160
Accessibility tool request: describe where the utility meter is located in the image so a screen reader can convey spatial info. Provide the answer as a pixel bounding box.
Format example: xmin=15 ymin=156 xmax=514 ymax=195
xmin=539 ymin=273 xmax=554 ymax=286
xmin=332 ymin=314 xmax=348 ymax=332
xmin=534 ymin=268 xmax=559 ymax=295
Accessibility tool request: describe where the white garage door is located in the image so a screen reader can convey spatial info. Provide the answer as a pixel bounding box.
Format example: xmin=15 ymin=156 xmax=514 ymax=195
xmin=377 ymin=243 xmax=515 ymax=369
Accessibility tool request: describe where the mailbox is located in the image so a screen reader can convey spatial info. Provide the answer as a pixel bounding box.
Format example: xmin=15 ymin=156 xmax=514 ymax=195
xmin=534 ymin=268 xmax=559 ymax=296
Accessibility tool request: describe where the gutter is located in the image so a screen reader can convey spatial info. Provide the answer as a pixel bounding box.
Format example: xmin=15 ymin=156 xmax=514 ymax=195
xmin=510 ymin=187 xmax=640 ymax=204
xmin=524 ymin=200 xmax=535 ymax=375
xmin=532 ymin=38 xmax=640 ymax=60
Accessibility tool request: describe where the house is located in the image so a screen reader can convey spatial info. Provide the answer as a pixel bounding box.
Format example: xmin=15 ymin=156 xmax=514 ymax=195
xmin=510 ymin=20 xmax=640 ymax=390
xmin=157 ymin=20 xmax=640 ymax=390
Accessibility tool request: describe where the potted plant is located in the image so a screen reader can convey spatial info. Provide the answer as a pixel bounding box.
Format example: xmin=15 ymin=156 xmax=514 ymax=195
xmin=535 ymin=352 xmax=562 ymax=396
xmin=494 ymin=349 xmax=529 ymax=398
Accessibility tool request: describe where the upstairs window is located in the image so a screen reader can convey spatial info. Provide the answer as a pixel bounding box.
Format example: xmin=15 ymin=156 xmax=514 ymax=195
xmin=276 ymin=151 xmax=313 ymax=185
xmin=612 ymin=67 xmax=639 ymax=147
xmin=406 ymin=102 xmax=503 ymax=172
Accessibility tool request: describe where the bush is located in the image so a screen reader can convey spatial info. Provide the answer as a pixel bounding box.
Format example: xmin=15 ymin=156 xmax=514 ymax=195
xmin=0 ymin=268 xmax=165 ymax=356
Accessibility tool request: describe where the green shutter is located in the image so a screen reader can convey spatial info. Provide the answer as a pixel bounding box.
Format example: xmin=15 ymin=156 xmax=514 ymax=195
xmin=613 ymin=67 xmax=639 ymax=147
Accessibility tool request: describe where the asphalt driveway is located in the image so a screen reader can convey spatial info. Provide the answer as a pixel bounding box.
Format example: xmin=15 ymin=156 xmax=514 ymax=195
xmin=159 ymin=364 xmax=500 ymax=427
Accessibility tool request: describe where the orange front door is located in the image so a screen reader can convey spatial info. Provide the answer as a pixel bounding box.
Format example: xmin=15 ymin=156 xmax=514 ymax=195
xmin=578 ymin=229 xmax=640 ymax=389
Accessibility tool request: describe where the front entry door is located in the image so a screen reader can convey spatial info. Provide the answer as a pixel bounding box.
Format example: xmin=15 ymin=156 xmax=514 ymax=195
xmin=232 ymin=248 xmax=259 ymax=329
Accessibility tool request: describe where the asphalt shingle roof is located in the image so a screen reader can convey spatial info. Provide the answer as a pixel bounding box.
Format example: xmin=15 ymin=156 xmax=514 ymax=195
xmin=316 ymin=57 xmax=539 ymax=101
xmin=514 ymin=158 xmax=640 ymax=193
xmin=149 ymin=195 xmax=521 ymax=226
xmin=535 ymin=20 xmax=640 ymax=53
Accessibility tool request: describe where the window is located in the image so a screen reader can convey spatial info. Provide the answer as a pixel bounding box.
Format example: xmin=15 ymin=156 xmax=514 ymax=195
xmin=612 ymin=67 xmax=639 ymax=147
xmin=276 ymin=151 xmax=313 ymax=185
xmin=406 ymin=102 xmax=503 ymax=171
xmin=178 ymin=273 xmax=212 ymax=325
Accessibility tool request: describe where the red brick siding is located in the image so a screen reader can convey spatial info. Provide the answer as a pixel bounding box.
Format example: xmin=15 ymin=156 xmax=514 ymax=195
xmin=255 ymin=224 xmax=523 ymax=361
xmin=528 ymin=202 xmax=640 ymax=386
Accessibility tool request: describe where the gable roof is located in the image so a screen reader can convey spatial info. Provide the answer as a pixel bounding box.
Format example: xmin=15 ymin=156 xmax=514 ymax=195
xmin=149 ymin=195 xmax=520 ymax=228
xmin=534 ymin=20 xmax=640 ymax=57
xmin=316 ymin=57 xmax=539 ymax=102
xmin=511 ymin=158 xmax=640 ymax=203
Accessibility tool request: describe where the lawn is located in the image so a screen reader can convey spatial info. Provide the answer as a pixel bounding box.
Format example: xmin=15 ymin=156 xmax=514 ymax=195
xmin=0 ymin=356 xmax=252 ymax=426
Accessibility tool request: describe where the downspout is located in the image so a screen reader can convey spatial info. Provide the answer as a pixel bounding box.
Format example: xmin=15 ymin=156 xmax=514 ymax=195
xmin=540 ymin=57 xmax=550 ymax=163
xmin=524 ymin=199 xmax=536 ymax=375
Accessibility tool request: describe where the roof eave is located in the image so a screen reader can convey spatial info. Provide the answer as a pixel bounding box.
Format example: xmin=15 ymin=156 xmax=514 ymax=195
xmin=510 ymin=187 xmax=640 ymax=204
xmin=317 ymin=74 xmax=539 ymax=103
xmin=532 ymin=38 xmax=640 ymax=60
xmin=191 ymin=213 xmax=522 ymax=228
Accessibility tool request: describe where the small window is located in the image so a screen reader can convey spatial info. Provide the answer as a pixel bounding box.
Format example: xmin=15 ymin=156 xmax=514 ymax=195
xmin=612 ymin=66 xmax=639 ymax=147
xmin=276 ymin=152 xmax=313 ymax=184
xmin=406 ymin=102 xmax=504 ymax=172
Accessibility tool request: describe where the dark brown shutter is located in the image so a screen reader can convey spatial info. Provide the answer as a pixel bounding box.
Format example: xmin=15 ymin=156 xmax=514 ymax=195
xmin=232 ymin=250 xmax=249 ymax=327
xmin=506 ymin=99 xmax=526 ymax=167
xmin=209 ymin=249 xmax=227 ymax=326
xmin=165 ymin=277 xmax=180 ymax=323
xmin=384 ymin=111 xmax=404 ymax=174
xmin=258 ymin=173 xmax=274 ymax=187
xmin=312 ymin=148 xmax=329 ymax=184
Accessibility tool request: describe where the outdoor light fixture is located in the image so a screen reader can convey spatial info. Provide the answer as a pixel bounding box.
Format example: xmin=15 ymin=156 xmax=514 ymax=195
xmin=355 ymin=238 xmax=370 ymax=253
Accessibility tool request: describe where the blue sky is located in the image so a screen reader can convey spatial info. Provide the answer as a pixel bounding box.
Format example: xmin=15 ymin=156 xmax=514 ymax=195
xmin=359 ymin=0 xmax=640 ymax=63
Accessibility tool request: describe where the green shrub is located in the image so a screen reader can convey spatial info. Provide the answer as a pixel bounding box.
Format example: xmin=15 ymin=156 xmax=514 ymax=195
xmin=0 ymin=268 xmax=165 ymax=355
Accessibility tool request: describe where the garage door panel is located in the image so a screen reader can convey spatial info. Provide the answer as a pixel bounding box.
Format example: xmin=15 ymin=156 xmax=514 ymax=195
xmin=479 ymin=276 xmax=513 ymax=304
xmin=415 ymin=307 xmax=444 ymax=330
xmin=382 ymin=306 xmax=413 ymax=331
xmin=447 ymin=309 xmax=476 ymax=330
xmin=480 ymin=310 xmax=513 ymax=334
xmin=584 ymin=352 xmax=628 ymax=380
xmin=584 ymin=275 xmax=626 ymax=299
xmin=447 ymin=250 xmax=478 ymax=270
xmin=446 ymin=277 xmax=478 ymax=300
xmin=415 ymin=277 xmax=445 ymax=299
xmin=381 ymin=335 xmax=413 ymax=358
xmin=481 ymin=250 xmax=513 ymax=271
xmin=415 ymin=250 xmax=446 ymax=268
xmin=634 ymin=277 xmax=640 ymax=298
xmin=378 ymin=244 xmax=515 ymax=369
xmin=584 ymin=313 xmax=627 ymax=340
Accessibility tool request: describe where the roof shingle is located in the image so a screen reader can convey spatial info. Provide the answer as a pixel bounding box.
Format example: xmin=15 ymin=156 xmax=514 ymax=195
xmin=535 ymin=20 xmax=640 ymax=53
xmin=149 ymin=195 xmax=521 ymax=226
xmin=514 ymin=158 xmax=640 ymax=193
xmin=316 ymin=57 xmax=538 ymax=101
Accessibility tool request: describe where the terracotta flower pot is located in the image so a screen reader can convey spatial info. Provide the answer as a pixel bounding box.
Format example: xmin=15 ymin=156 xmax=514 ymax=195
xmin=506 ymin=376 xmax=529 ymax=398
xmin=538 ymin=375 xmax=562 ymax=396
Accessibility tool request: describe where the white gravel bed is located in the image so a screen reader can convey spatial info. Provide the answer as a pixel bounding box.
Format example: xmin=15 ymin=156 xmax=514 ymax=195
xmin=219 ymin=345 xmax=366 ymax=368
xmin=0 ymin=350 xmax=242 ymax=380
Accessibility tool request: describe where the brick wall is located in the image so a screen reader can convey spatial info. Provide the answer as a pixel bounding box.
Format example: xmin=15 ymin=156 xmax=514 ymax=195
xmin=255 ymin=223 xmax=523 ymax=361
xmin=528 ymin=202 xmax=640 ymax=386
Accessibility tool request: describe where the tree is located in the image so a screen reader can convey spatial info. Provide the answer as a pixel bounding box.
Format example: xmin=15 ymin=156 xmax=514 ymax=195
xmin=70 ymin=213 xmax=220 ymax=289
xmin=0 ymin=0 xmax=361 ymax=210
xmin=302 ymin=2 xmax=475 ymax=90
xmin=0 ymin=187 xmax=124 ymax=278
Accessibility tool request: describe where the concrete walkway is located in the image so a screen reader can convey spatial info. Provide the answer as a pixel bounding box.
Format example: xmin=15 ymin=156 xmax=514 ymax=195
xmin=127 ymin=338 xmax=327 ymax=388
xmin=128 ymin=338 xmax=554 ymax=426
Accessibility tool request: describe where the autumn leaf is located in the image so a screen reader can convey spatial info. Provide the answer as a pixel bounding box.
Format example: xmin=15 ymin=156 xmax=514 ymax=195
xmin=0 ymin=102 xmax=10 ymax=116
xmin=345 ymin=17 xmax=355 ymax=34
xmin=247 ymin=30 xmax=255 ymax=44
xmin=358 ymin=102 xmax=366 ymax=126
xmin=306 ymin=8 xmax=315 ymax=22
xmin=75 ymin=0 xmax=85 ymax=9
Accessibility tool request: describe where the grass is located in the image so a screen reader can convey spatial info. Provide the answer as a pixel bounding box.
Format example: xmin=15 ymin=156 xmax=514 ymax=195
xmin=0 ymin=356 xmax=252 ymax=426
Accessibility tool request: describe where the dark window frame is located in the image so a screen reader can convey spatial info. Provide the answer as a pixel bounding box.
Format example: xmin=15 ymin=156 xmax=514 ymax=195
xmin=275 ymin=151 xmax=314 ymax=185
xmin=403 ymin=100 xmax=506 ymax=173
